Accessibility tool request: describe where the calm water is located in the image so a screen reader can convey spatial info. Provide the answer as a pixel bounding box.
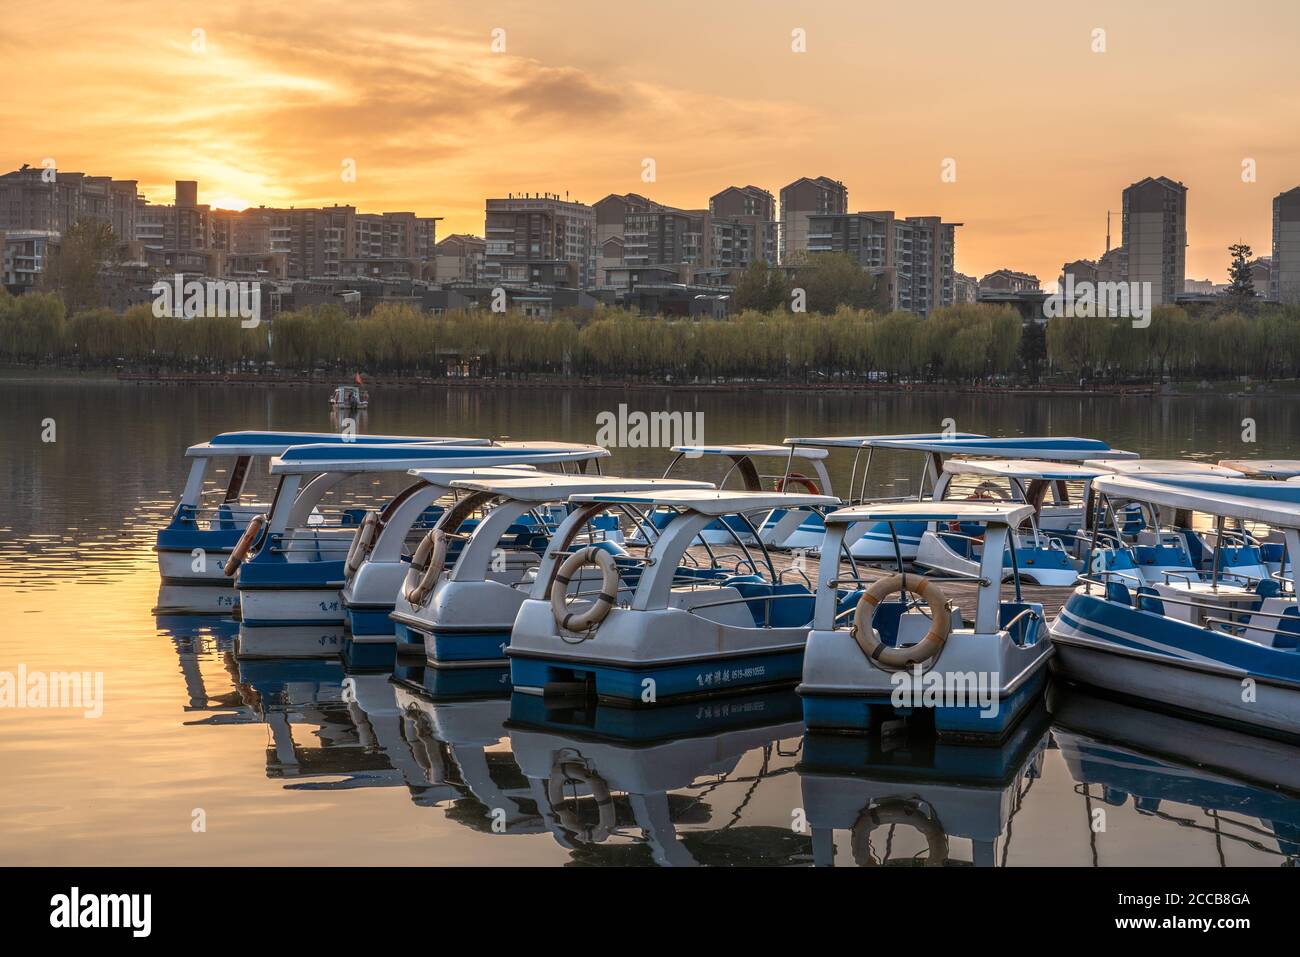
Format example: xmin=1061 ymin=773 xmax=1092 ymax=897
xmin=2 ymin=377 xmax=1298 ymax=866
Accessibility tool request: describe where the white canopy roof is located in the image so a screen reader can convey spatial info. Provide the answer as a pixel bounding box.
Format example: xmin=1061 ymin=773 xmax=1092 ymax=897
xmin=270 ymin=441 xmax=608 ymax=475
xmin=186 ymin=430 xmax=482 ymax=457
xmin=1093 ymin=475 xmax=1300 ymax=528
xmin=783 ymin=432 xmax=986 ymax=449
xmin=567 ymin=488 xmax=838 ymax=517
xmin=1219 ymin=459 xmax=1300 ymax=479
xmin=405 ymin=465 xmax=539 ymax=487
xmin=1087 ymin=458 xmax=1243 ymax=477
xmin=670 ymin=443 xmax=828 ymax=459
xmin=943 ymin=458 xmax=1110 ymax=481
xmin=869 ymin=436 xmax=1137 ymax=460
xmin=447 ymin=475 xmax=713 ymax=503
xmin=825 ymin=500 xmax=1035 ymax=527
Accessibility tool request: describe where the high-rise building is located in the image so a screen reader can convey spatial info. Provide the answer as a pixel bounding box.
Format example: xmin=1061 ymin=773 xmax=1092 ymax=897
xmin=434 ymin=234 xmax=486 ymax=283
xmin=1122 ymin=176 xmax=1187 ymax=306
xmin=1273 ymin=186 xmax=1300 ymax=304
xmin=779 ymin=176 xmax=847 ymax=263
xmin=804 ymin=209 xmax=960 ymax=315
xmin=0 ymin=166 xmax=143 ymax=245
xmin=709 ymin=185 xmax=777 ymax=268
xmin=483 ymin=193 xmax=594 ymax=288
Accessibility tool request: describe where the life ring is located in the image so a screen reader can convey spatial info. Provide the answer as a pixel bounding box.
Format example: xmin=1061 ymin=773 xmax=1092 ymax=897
xmin=774 ymin=472 xmax=822 ymax=495
xmin=548 ymin=760 xmax=616 ymax=844
xmin=551 ymin=546 xmax=620 ymax=634
xmin=850 ymin=573 xmax=952 ymax=669
xmin=223 ymin=513 xmax=267 ymax=577
xmin=344 ymin=510 xmax=381 ymax=577
xmin=851 ymin=799 xmax=948 ymax=867
xmin=404 ymin=528 xmax=449 ymax=607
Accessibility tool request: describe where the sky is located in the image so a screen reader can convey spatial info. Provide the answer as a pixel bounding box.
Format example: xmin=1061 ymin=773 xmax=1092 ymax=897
xmin=3 ymin=0 xmax=1297 ymax=287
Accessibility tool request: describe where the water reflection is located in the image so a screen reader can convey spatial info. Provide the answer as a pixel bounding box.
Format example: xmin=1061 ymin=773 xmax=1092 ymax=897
xmin=1049 ymin=685 xmax=1300 ymax=866
xmin=799 ymin=703 xmax=1051 ymax=866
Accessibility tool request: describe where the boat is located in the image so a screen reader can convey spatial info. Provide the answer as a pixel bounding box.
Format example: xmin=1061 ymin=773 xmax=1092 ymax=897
xmin=229 ymin=441 xmax=606 ymax=654
xmin=329 ymin=383 xmax=369 ymax=411
xmin=1220 ymin=459 xmax=1300 ymax=480
xmin=797 ymin=700 xmax=1051 ymax=866
xmin=387 ymin=473 xmax=715 ymax=670
xmin=338 ymin=447 xmax=612 ymax=669
xmin=799 ymin=501 xmax=1052 ymax=739
xmin=783 ymin=434 xmax=1137 ymax=562
xmin=507 ymin=689 xmax=806 ymax=865
xmin=1050 ymin=684 xmax=1300 ymax=865
xmin=1050 ymin=473 xmax=1300 ymax=740
xmin=631 ymin=444 xmax=835 ymax=550
xmin=508 ymin=488 xmax=839 ymax=704
xmin=911 ymin=458 xmax=1113 ymax=586
xmin=155 ymin=430 xmax=474 ymax=602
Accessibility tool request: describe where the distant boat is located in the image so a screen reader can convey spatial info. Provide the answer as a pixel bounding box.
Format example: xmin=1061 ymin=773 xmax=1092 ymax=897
xmin=330 ymin=384 xmax=369 ymax=411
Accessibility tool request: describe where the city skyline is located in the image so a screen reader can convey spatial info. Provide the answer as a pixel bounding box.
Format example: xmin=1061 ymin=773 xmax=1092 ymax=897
xmin=4 ymin=1 xmax=1298 ymax=286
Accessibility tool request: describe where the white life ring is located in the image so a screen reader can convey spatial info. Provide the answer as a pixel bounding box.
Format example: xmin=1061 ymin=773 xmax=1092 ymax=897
xmin=403 ymin=528 xmax=449 ymax=607
xmin=344 ymin=510 xmax=381 ymax=577
xmin=550 ymin=546 xmax=620 ymax=634
xmin=851 ymin=799 xmax=949 ymax=867
xmin=223 ymin=513 xmax=267 ymax=577
xmin=850 ymin=573 xmax=952 ymax=669
xmin=548 ymin=760 xmax=615 ymax=844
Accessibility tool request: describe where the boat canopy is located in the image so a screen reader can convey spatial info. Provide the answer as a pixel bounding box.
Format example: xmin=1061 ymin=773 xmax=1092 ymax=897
xmin=942 ymin=458 xmax=1110 ymax=481
xmin=401 ymin=465 xmax=539 ymax=487
xmin=1087 ymin=458 xmax=1243 ymax=477
xmin=1093 ymin=475 xmax=1300 ymax=529
xmin=447 ymin=474 xmax=714 ymax=504
xmin=869 ymin=436 xmax=1137 ymax=460
xmin=1219 ymin=459 xmax=1300 ymax=479
xmin=671 ymin=443 xmax=828 ymax=459
xmin=823 ymin=500 xmax=1035 ymax=527
xmin=566 ymin=488 xmax=838 ymax=517
xmin=783 ymin=432 xmax=986 ymax=449
xmin=270 ymin=441 xmax=608 ymax=475
xmin=185 ymin=430 xmax=479 ymax=457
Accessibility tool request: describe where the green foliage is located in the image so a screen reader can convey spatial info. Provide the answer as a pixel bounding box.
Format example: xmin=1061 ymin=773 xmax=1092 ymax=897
xmin=41 ymin=219 xmax=119 ymax=314
xmin=730 ymin=261 xmax=790 ymax=312
xmin=1225 ymin=243 xmax=1257 ymax=313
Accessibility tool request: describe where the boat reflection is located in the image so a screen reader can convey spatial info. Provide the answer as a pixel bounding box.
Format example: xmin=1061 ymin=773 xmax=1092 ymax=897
xmin=506 ymin=690 xmax=809 ymax=865
xmin=1049 ymin=685 xmax=1300 ymax=866
xmin=798 ymin=702 xmax=1051 ymax=866
xmin=155 ymin=614 xmax=253 ymax=721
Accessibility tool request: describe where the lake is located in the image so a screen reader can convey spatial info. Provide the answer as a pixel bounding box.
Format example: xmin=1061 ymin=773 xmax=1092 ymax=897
xmin=1 ymin=376 xmax=1297 ymax=866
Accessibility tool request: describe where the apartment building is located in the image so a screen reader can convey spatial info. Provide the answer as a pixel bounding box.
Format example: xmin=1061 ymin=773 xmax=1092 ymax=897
xmin=483 ymin=193 xmax=595 ymax=288
xmin=953 ymin=272 xmax=978 ymax=304
xmin=980 ymin=269 xmax=1041 ymax=292
xmin=709 ymin=185 xmax=777 ymax=268
xmin=779 ymin=176 xmax=847 ymax=263
xmin=805 ymin=209 xmax=960 ymax=315
xmin=1122 ymin=176 xmax=1187 ymax=306
xmin=0 ymin=166 xmax=144 ymax=247
xmin=1273 ymin=186 xmax=1300 ymax=304
xmin=434 ymin=234 xmax=486 ymax=283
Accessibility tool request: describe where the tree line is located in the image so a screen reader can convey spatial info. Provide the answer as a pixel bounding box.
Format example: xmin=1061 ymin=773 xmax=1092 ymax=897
xmin=3 ymin=286 xmax=1300 ymax=382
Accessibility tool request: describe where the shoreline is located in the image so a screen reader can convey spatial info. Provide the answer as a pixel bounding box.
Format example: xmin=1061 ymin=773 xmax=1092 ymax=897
xmin=2 ymin=366 xmax=1293 ymax=397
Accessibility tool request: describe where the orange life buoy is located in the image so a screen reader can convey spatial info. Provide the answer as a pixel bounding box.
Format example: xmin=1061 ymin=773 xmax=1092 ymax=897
xmin=774 ymin=472 xmax=822 ymax=495
xmin=223 ymin=514 xmax=267 ymax=577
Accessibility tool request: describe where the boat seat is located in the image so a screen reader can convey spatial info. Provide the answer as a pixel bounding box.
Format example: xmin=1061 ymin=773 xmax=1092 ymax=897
xmin=1135 ymin=585 xmax=1164 ymax=615
xmin=1105 ymin=581 xmax=1132 ymax=606
xmin=1240 ymin=599 xmax=1300 ymax=648
xmin=1256 ymin=579 xmax=1282 ymax=599
xmin=728 ymin=581 xmax=814 ymax=628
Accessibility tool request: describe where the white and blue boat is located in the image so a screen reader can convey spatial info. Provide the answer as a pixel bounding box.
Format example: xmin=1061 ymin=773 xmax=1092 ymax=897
xmin=632 ymin=444 xmax=834 ymax=550
xmin=1219 ymin=459 xmax=1300 ymax=480
xmin=388 ymin=474 xmax=714 ymax=671
xmin=230 ymin=441 xmax=606 ymax=655
xmin=155 ymin=430 xmax=472 ymax=609
xmin=337 ymin=444 xmax=611 ymax=668
xmin=912 ymin=458 xmax=1113 ymax=587
xmin=509 ymin=489 xmax=838 ymax=703
xmin=1051 ymin=473 xmax=1300 ymax=741
xmin=799 ymin=501 xmax=1052 ymax=739
xmin=783 ymin=433 xmax=1136 ymax=562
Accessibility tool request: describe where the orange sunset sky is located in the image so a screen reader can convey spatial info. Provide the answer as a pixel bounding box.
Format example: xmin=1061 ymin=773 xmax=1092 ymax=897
xmin=3 ymin=0 xmax=1297 ymax=288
